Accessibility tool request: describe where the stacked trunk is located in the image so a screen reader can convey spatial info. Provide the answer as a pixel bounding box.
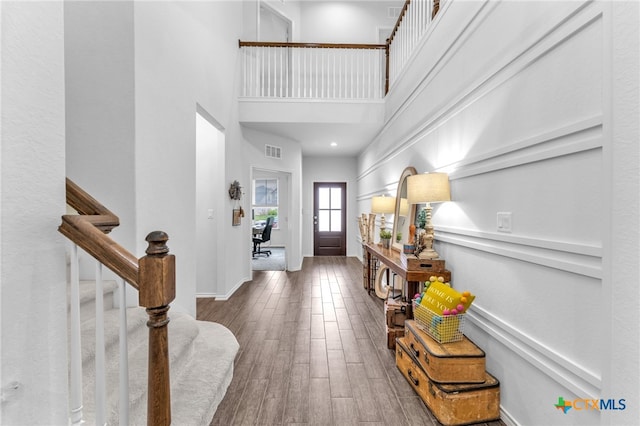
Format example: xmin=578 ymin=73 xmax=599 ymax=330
xmin=395 ymin=320 xmax=500 ymax=426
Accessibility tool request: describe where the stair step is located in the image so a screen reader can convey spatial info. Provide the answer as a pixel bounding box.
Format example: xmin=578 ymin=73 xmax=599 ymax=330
xmin=68 ymin=279 xmax=118 ymax=320
xmin=130 ymin=320 xmax=240 ymax=426
xmin=80 ymin=306 xmax=148 ymax=369
xmin=80 ymin=311 xmax=238 ymax=425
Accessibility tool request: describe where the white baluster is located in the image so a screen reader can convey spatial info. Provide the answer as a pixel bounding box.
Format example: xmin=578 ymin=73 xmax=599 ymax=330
xmin=268 ymin=47 xmax=272 ymax=97
xmin=332 ymin=49 xmax=336 ymax=99
xmin=356 ymin=49 xmax=361 ymax=98
xmin=253 ymin=47 xmax=257 ymax=97
xmin=314 ymin=49 xmax=318 ymax=98
xmin=258 ymin=47 xmax=262 ymax=97
xmin=302 ymin=48 xmax=306 ymax=98
xmin=117 ymin=277 xmax=130 ymax=426
xmin=95 ymin=261 xmax=106 ymax=426
xmin=69 ymin=243 xmax=84 ymax=426
xmin=297 ymin=48 xmax=301 ymax=98
xmin=339 ymin=50 xmax=343 ymax=98
xmin=350 ymin=52 xmax=354 ymax=99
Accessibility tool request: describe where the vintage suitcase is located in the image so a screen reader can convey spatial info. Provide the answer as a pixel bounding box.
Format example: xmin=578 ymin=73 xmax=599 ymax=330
xmin=395 ymin=337 xmax=500 ymax=426
xmin=386 ymin=325 xmax=404 ymax=350
xmin=384 ymin=299 xmax=411 ymax=328
xmin=404 ymin=320 xmax=486 ymax=384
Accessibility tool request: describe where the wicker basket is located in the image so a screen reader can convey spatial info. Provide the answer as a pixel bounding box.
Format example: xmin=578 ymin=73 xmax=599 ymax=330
xmin=412 ymin=301 xmax=466 ymax=343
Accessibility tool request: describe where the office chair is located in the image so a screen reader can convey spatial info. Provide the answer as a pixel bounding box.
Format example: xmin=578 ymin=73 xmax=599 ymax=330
xmin=252 ymin=216 xmax=273 ymax=258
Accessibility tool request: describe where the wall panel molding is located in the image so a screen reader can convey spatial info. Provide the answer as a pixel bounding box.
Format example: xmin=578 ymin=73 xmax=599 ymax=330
xmin=437 ymin=226 xmax=602 ymax=278
xmin=358 ymin=1 xmax=600 ymax=182
xmin=467 ymin=304 xmax=601 ymax=399
xmin=446 ymin=116 xmax=602 ymax=179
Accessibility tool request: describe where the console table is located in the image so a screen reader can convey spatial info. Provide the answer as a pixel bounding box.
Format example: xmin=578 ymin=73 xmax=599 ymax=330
xmin=363 ymin=242 xmax=451 ymax=301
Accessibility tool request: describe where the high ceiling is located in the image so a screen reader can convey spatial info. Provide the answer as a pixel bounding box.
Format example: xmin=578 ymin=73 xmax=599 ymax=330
xmin=242 ymin=121 xmax=384 ymax=157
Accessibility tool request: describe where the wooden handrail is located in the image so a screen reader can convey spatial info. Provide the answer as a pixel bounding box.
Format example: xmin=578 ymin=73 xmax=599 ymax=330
xmin=388 ymin=0 xmax=411 ymax=45
xmin=59 ymin=178 xmax=174 ymax=426
xmin=65 ymin=178 xmax=119 ymax=232
xmin=239 ymin=40 xmax=386 ymax=50
xmin=388 ymin=0 xmax=441 ymax=45
xmin=60 ymin=214 xmax=139 ymax=288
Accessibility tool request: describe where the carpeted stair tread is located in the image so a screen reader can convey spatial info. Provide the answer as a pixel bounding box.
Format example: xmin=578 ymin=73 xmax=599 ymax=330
xmin=81 ymin=312 xmax=237 ymax=426
xmin=79 ymin=306 xmax=148 ymax=368
xmin=129 ymin=320 xmax=240 ymax=426
xmin=68 ymin=279 xmax=118 ymax=319
xmin=78 ymin=279 xmax=117 ymax=305
xmin=81 ymin=311 xmax=198 ymax=424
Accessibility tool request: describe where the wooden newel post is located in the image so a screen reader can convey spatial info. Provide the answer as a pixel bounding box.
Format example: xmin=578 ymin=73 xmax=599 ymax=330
xmin=139 ymin=231 xmax=176 ymax=426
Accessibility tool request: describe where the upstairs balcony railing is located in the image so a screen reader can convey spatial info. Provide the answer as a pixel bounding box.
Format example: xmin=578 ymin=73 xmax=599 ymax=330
xmin=239 ymin=0 xmax=441 ymax=100
xmin=239 ymin=41 xmax=388 ymax=99
xmin=388 ymin=0 xmax=440 ymax=86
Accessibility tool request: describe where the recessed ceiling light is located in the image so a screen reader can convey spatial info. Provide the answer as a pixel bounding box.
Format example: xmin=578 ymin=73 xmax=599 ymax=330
xmin=330 ymin=142 xmax=337 ymax=147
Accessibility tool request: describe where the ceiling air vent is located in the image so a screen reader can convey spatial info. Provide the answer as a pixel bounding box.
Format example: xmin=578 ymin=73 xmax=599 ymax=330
xmin=265 ymin=144 xmax=282 ymax=159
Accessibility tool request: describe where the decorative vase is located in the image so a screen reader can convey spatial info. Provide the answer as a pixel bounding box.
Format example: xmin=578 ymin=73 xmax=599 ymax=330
xmin=381 ymin=238 xmax=391 ymax=249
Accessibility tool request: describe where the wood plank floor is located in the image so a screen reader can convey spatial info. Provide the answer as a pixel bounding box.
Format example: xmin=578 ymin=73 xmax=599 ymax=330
xmin=197 ymin=256 xmax=506 ymax=426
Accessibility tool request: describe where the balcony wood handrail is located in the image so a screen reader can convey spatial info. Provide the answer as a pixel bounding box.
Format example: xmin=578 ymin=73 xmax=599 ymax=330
xmin=239 ymin=40 xmax=390 ymax=95
xmin=388 ymin=0 xmax=440 ymax=45
xmin=59 ymin=177 xmax=174 ymax=426
xmin=388 ymin=0 xmax=411 ymax=45
xmin=239 ymin=40 xmax=386 ymax=50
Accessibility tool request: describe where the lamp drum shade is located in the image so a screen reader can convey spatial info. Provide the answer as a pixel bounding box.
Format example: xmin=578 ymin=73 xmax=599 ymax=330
xmin=407 ymin=173 xmax=451 ymax=204
xmin=372 ymin=195 xmax=396 ymax=214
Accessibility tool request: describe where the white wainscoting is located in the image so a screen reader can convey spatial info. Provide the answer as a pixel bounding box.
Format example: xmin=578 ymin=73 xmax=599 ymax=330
xmin=355 ymin=1 xmax=628 ymax=424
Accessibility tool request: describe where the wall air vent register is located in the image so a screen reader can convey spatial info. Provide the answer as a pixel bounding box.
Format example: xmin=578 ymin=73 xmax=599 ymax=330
xmin=265 ymin=144 xmax=282 ymax=159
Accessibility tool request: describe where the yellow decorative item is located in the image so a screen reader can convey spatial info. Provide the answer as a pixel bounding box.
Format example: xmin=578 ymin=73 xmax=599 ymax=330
xmin=420 ymin=280 xmax=475 ymax=315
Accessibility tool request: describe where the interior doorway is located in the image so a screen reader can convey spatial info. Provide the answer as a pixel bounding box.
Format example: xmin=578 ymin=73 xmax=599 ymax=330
xmin=195 ymin=108 xmax=225 ymax=296
xmin=251 ymin=168 xmax=291 ymax=271
xmin=259 ymin=3 xmax=291 ymax=42
xmin=259 ymin=3 xmax=292 ymax=97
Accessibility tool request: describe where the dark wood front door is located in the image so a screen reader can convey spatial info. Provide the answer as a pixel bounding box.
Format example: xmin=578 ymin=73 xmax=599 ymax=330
xmin=313 ymin=182 xmax=346 ymax=256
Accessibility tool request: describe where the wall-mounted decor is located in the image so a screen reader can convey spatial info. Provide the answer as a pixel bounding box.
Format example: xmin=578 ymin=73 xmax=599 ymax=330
xmin=232 ymin=208 xmax=242 ymax=226
xmin=228 ymin=180 xmax=242 ymax=200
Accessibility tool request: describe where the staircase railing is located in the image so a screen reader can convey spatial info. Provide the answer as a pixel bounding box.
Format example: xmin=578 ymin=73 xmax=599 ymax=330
xmin=387 ymin=0 xmax=441 ymax=88
xmin=239 ymin=0 xmax=442 ymax=100
xmin=59 ymin=178 xmax=175 ymax=426
xmin=239 ymin=41 xmax=388 ymax=99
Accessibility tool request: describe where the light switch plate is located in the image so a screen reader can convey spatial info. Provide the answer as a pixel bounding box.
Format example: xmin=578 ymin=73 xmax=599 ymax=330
xmin=497 ymin=212 xmax=512 ymax=232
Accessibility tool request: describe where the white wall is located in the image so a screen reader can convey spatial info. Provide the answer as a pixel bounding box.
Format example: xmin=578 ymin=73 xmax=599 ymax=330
xmin=131 ymin=1 xmax=246 ymax=314
xmin=65 ymin=1 xmax=136 ymax=255
xmin=298 ymin=0 xmax=398 ymax=43
xmin=1 ymin=1 xmax=69 ymax=424
xmin=357 ymin=1 xmax=639 ymax=424
xmin=65 ymin=1 xmax=253 ymax=314
xmin=302 ymin=156 xmax=359 ymax=257
xmin=195 ymin=110 xmax=225 ymax=297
